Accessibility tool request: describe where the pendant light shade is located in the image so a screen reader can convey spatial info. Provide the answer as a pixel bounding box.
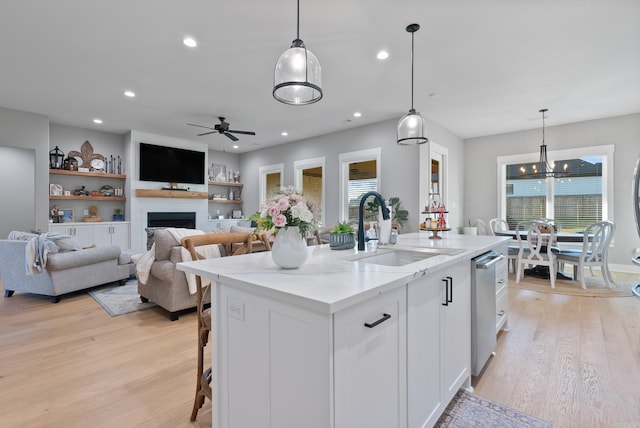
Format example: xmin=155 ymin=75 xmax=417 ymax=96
xmin=273 ymin=0 xmax=322 ymax=105
xmin=397 ymin=23 xmax=428 ymax=145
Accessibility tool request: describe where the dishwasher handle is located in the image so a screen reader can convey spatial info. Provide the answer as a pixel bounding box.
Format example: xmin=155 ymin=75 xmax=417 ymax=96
xmin=474 ymin=253 xmax=504 ymax=269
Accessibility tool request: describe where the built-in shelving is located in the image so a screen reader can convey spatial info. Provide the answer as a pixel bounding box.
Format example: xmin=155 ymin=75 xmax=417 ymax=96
xmin=50 ymin=169 xmax=126 ymax=179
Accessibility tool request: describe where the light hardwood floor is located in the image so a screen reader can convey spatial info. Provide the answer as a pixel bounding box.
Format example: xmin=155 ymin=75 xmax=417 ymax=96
xmin=1 ymin=278 xmax=639 ymax=427
xmin=474 ymin=279 xmax=640 ymax=427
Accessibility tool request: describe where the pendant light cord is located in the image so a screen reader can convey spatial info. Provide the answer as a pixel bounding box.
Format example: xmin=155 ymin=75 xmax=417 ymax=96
xmin=296 ymin=0 xmax=300 ymax=40
xmin=411 ymin=30 xmax=415 ymax=110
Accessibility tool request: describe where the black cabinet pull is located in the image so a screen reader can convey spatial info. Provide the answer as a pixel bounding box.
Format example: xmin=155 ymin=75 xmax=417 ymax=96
xmin=364 ymin=313 xmax=391 ymax=328
xmin=447 ymin=276 xmax=453 ymax=303
xmin=442 ymin=278 xmax=449 ymax=306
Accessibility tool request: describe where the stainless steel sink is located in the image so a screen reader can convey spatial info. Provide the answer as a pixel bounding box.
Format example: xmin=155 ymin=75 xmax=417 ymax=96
xmin=346 ymin=247 xmax=464 ymax=267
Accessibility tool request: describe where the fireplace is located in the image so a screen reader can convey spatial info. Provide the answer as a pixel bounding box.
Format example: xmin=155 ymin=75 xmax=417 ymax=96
xmin=147 ymin=212 xmax=196 ymax=229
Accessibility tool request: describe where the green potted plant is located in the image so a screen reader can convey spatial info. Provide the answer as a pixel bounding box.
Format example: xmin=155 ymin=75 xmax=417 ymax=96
xmin=113 ymin=208 xmax=124 ymax=221
xmin=329 ymin=220 xmax=356 ymax=250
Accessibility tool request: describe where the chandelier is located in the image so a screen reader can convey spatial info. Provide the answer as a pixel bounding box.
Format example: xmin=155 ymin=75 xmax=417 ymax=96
xmin=519 ymin=109 xmax=568 ymax=178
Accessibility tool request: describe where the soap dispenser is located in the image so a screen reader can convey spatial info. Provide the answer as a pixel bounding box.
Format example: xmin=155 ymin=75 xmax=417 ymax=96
xmin=378 ymin=202 xmax=392 ymax=244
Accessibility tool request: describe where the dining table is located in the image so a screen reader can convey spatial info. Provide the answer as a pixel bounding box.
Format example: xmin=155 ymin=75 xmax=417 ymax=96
xmin=494 ymin=229 xmax=593 ymax=280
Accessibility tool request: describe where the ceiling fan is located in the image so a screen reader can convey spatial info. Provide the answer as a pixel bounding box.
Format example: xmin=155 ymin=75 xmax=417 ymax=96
xmin=187 ymin=117 xmax=256 ymax=141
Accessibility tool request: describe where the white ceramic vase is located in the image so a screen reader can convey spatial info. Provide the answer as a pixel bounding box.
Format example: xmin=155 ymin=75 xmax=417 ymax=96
xmin=271 ymin=226 xmax=308 ymax=269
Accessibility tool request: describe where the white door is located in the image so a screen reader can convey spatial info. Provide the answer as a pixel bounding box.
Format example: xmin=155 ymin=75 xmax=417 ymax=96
xmin=441 ymin=262 xmax=470 ymax=402
xmin=407 ymin=273 xmax=444 ymax=428
xmin=334 ymin=286 xmax=407 ymax=428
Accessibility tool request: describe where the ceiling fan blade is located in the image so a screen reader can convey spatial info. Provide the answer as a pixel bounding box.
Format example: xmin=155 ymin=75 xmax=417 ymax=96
xmin=228 ymin=129 xmax=256 ymax=136
xmin=187 ymin=123 xmax=216 ymax=130
xmin=224 ymin=132 xmax=239 ymax=141
xmin=197 ymin=131 xmax=217 ymax=136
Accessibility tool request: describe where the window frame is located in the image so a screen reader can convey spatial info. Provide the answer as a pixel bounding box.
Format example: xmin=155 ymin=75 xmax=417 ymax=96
xmin=497 ymin=144 xmax=614 ymax=229
xmin=339 ymin=148 xmax=381 ymax=222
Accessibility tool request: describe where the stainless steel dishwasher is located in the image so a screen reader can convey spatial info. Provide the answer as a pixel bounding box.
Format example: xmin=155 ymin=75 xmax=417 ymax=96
xmin=471 ymin=251 xmax=504 ymax=376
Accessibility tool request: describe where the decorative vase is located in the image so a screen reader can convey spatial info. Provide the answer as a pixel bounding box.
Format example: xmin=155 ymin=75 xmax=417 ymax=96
xmin=271 ymin=226 xmax=308 ymax=269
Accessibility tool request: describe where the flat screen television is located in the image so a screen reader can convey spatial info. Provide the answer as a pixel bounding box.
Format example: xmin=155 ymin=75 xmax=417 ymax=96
xmin=139 ymin=142 xmax=205 ymax=185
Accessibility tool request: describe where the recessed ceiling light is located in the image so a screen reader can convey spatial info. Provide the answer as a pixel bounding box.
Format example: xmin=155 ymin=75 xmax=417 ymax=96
xmin=429 ymin=93 xmax=439 ymax=98
xmin=377 ymin=50 xmax=389 ymax=60
xmin=183 ymin=37 xmax=197 ymax=48
xmin=353 ymin=112 xmax=362 ymax=118
xmin=93 ymin=119 xmax=103 ymax=124
xmin=124 ymin=90 xmax=135 ymax=98
xmin=232 ymin=145 xmax=239 ymax=149
xmin=281 ymin=131 xmax=288 ymax=136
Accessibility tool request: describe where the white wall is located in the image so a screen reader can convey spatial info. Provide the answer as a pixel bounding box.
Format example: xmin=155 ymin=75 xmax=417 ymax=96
xmin=239 ymin=117 xmax=465 ymax=233
xmin=464 ymin=113 xmax=640 ymax=269
xmin=0 ymin=107 xmax=50 ymax=234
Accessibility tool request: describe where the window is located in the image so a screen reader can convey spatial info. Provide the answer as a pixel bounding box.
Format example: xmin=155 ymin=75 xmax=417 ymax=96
xmin=294 ymin=157 xmax=325 ymax=225
xmin=497 ymin=145 xmax=614 ymax=233
xmin=339 ymin=148 xmax=381 ymax=223
xmin=259 ymin=163 xmax=283 ymax=204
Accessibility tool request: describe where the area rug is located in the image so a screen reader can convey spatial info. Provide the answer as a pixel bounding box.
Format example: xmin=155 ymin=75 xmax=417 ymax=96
xmin=435 ymin=389 xmax=552 ymax=427
xmin=508 ymin=270 xmax=637 ymax=297
xmin=87 ymin=278 xmax=156 ymax=316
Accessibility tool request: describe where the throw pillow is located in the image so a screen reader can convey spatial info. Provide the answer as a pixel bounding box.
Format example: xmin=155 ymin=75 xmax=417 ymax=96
xmin=56 ymin=237 xmax=83 ymax=252
xmin=145 ymin=227 xmax=165 ymax=251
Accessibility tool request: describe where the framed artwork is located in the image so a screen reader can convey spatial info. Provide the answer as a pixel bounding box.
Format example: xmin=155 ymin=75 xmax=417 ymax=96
xmin=50 ymin=183 xmax=63 ymax=196
xmin=213 ymin=164 xmax=227 ymax=182
xmin=59 ymin=208 xmax=74 ymax=223
xmin=232 ymin=209 xmax=243 ymax=219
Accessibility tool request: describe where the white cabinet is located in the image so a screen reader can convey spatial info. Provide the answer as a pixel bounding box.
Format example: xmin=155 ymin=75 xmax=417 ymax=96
xmin=49 ymin=222 xmax=130 ymax=249
xmin=211 ymin=257 xmax=473 ymax=428
xmin=441 ymin=262 xmax=470 ymax=401
xmin=334 ymin=286 xmax=407 ymax=428
xmin=49 ymin=223 xmax=93 ymax=247
xmin=216 ymin=285 xmax=331 ymax=428
xmin=408 ymin=261 xmax=470 ymax=428
xmin=92 ymin=223 xmax=130 ymax=248
xmin=494 ymin=243 xmax=509 ymax=333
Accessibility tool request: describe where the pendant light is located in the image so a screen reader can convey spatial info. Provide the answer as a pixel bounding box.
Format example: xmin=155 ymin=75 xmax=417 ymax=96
xmin=273 ymin=0 xmax=323 ymax=105
xmin=519 ymin=109 xmax=568 ymax=178
xmin=397 ymin=23 xmax=428 ymax=145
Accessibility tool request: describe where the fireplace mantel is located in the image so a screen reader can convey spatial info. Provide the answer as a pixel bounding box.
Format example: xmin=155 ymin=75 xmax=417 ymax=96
xmin=135 ymin=189 xmax=208 ymax=199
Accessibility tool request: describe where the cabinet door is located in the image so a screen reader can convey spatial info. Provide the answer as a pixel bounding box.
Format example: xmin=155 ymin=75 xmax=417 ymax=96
xmin=50 ymin=224 xmax=93 ymax=247
xmin=110 ymin=223 xmax=130 ymax=248
xmin=407 ymin=273 xmax=443 ymax=428
xmin=92 ymin=224 xmax=112 ymax=247
xmin=441 ymin=262 xmax=470 ymax=402
xmin=334 ymin=286 xmax=407 ymax=428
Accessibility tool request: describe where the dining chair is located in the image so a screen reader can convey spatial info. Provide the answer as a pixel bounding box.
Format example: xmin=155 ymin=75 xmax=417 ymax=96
xmin=515 ymin=220 xmax=558 ymax=288
xmin=181 ymin=231 xmax=255 ymax=421
xmin=473 ymin=218 xmax=489 ymax=235
xmin=555 ymin=220 xmax=615 ymax=289
xmin=490 ymin=218 xmax=519 ymax=272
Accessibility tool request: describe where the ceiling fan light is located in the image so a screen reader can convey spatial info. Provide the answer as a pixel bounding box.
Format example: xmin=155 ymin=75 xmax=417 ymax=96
xmin=397 ymin=109 xmax=428 ymax=145
xmin=273 ymin=42 xmax=322 ymax=105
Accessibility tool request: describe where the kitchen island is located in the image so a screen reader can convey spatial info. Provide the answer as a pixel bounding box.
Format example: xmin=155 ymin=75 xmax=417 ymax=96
xmin=178 ymin=232 xmax=510 ymax=428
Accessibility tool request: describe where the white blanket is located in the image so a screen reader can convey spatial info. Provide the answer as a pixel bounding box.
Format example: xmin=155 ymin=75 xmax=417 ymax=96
xmin=132 ymin=243 xmax=155 ymax=285
xmin=166 ymin=228 xmax=221 ymax=294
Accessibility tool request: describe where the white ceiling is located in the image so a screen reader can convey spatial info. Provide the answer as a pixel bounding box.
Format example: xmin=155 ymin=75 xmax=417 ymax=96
xmin=1 ymin=0 xmax=638 ymax=153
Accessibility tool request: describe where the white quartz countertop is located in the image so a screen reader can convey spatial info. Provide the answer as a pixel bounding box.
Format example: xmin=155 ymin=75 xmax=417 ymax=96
xmin=177 ymin=233 xmax=510 ymax=314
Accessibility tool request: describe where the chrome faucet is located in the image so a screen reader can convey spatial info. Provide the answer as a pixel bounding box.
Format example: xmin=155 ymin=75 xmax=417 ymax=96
xmin=358 ymin=191 xmax=390 ymax=251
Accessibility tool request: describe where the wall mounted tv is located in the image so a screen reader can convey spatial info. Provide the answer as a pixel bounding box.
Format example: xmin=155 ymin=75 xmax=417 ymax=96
xmin=139 ymin=142 xmax=205 ymax=185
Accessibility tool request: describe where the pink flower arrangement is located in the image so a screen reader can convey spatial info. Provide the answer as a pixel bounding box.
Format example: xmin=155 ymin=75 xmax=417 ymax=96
xmin=250 ymin=186 xmax=317 ymax=237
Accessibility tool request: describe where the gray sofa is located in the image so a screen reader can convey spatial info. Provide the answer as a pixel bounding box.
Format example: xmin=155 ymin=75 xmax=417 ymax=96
xmin=0 ymin=239 xmax=132 ymax=303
